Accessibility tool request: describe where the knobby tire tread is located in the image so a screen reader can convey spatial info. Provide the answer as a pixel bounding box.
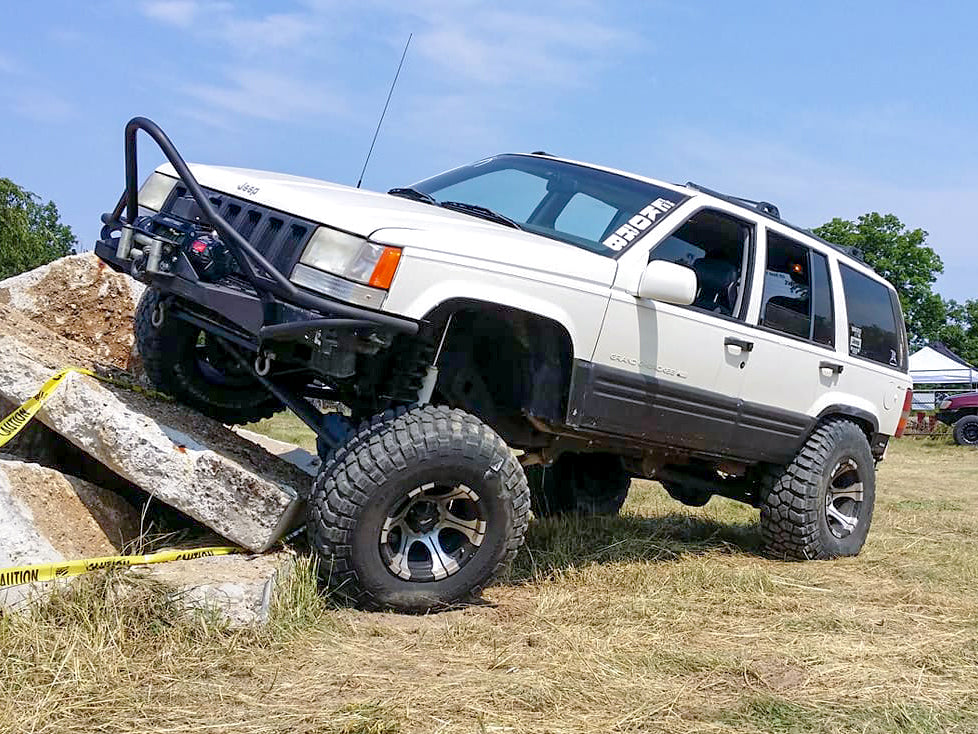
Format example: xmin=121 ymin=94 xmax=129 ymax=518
xmin=307 ymin=404 xmax=530 ymax=611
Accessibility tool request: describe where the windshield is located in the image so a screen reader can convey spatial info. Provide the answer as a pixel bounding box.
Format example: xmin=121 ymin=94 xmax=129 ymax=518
xmin=407 ymin=154 xmax=688 ymax=256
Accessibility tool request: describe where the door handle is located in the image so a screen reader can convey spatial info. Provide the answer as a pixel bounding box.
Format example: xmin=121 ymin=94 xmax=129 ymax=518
xmin=820 ymin=361 xmax=844 ymax=374
xmin=724 ymin=336 xmax=754 ymax=352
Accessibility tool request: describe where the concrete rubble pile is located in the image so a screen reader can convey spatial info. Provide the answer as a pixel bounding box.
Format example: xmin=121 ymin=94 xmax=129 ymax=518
xmin=0 ymin=254 xmax=320 ymax=624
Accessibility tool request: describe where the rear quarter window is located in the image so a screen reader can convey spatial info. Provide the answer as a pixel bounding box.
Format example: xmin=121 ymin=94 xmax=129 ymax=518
xmin=839 ymin=264 xmax=907 ymax=370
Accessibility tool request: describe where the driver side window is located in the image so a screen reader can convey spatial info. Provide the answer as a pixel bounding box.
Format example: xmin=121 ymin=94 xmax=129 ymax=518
xmin=649 ymin=209 xmax=753 ymax=319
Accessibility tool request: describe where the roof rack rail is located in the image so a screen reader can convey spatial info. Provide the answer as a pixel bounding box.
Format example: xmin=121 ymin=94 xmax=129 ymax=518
xmin=685 ymin=182 xmax=781 ymax=219
xmin=684 ymin=181 xmax=864 ymax=263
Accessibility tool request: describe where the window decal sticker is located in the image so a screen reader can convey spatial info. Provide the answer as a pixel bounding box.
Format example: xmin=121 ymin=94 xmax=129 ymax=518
xmin=602 ymin=196 xmax=685 ymax=251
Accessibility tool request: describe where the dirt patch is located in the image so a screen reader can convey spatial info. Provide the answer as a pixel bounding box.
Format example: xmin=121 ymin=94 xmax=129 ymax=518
xmin=0 ymin=254 xmax=141 ymax=370
xmin=746 ymin=655 xmax=808 ymax=692
xmin=0 ymin=458 xmax=142 ymax=558
xmin=0 ymin=303 xmax=98 ymax=371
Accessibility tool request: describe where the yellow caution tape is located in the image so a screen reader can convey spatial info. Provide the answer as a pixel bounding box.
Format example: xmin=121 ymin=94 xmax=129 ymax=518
xmin=1 ymin=369 xmax=242 ymax=587
xmin=0 ymin=546 xmax=241 ymax=589
xmin=0 ymin=367 xmax=93 ymax=449
xmin=0 ymin=366 xmax=173 ymax=450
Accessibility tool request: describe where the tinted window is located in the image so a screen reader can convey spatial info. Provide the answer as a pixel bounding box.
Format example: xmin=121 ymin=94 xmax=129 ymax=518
xmin=412 ymin=154 xmax=687 ymax=256
xmin=650 ymin=210 xmax=751 ymax=318
xmin=554 ymin=193 xmax=618 ymax=243
xmin=840 ymin=264 xmax=905 ymax=369
xmin=431 ymin=168 xmax=547 ymax=222
xmin=760 ymin=233 xmax=811 ymax=339
xmin=810 ymin=251 xmax=834 ymax=346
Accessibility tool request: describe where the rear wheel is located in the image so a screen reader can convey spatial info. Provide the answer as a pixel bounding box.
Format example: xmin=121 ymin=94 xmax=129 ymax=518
xmin=135 ymin=289 xmax=284 ymax=424
xmin=953 ymin=415 xmax=978 ymax=446
xmin=306 ymin=405 xmax=529 ymax=612
xmin=527 ymin=452 xmax=630 ymax=517
xmin=759 ymin=419 xmax=876 ymax=559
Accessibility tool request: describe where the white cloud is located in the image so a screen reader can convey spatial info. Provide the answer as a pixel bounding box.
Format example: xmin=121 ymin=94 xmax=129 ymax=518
xmin=136 ymin=0 xmax=635 ymax=154
xmin=0 ymin=52 xmax=16 ymax=74
xmin=141 ymin=0 xmax=199 ymax=27
xmin=398 ymin=2 xmax=633 ymax=88
xmin=181 ymin=68 xmax=346 ymax=122
xmin=220 ymin=13 xmax=320 ymax=51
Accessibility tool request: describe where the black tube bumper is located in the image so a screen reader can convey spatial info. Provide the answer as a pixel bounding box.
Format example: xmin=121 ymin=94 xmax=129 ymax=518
xmin=95 ymin=116 xmax=418 ymax=346
xmin=95 ymin=237 xmax=418 ymax=347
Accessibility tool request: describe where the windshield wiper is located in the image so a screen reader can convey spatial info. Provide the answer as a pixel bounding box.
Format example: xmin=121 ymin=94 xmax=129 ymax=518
xmin=438 ymin=201 xmax=524 ymax=230
xmin=387 ymin=187 xmax=437 ymax=205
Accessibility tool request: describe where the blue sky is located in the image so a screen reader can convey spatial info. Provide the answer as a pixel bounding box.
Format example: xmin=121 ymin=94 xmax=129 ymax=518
xmin=1 ymin=1 xmax=974 ymax=302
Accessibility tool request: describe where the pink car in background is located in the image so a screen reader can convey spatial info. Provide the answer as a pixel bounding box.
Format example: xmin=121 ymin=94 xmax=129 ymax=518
xmin=937 ymin=392 xmax=978 ymax=446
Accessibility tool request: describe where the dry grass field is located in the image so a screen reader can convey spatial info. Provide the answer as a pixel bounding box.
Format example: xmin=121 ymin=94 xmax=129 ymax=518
xmin=2 ymin=429 xmax=977 ymax=734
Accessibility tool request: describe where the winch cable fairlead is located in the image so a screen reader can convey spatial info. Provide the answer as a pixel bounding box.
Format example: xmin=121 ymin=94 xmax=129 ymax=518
xmin=0 ymin=366 xmax=241 ymax=589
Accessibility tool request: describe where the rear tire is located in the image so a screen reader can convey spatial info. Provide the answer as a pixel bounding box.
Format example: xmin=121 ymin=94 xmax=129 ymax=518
xmin=134 ymin=288 xmax=284 ymax=424
xmin=306 ymin=405 xmax=530 ymax=612
xmin=952 ymin=415 xmax=978 ymax=446
xmin=527 ymin=452 xmax=630 ymax=517
xmin=759 ymin=419 xmax=876 ymax=560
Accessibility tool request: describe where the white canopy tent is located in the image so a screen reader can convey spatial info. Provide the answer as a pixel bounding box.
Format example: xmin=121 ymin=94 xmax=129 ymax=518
xmin=910 ymin=343 xmax=978 ymax=385
xmin=908 ymin=343 xmax=978 ymax=410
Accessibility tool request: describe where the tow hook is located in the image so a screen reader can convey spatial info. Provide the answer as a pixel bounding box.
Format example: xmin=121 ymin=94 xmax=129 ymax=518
xmin=151 ymin=301 xmax=166 ymax=328
xmin=255 ymin=351 xmax=275 ymax=376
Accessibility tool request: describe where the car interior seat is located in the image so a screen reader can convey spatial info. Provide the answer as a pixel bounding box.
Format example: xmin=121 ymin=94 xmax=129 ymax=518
xmin=692 ymin=257 xmax=738 ymax=315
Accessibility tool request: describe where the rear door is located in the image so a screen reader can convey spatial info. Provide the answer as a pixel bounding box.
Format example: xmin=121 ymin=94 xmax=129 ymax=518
xmin=831 ymin=263 xmax=912 ymax=437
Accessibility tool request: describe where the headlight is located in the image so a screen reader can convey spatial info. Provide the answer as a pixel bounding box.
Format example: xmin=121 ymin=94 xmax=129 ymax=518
xmin=938 ymin=399 xmax=952 ymax=409
xmin=299 ymin=227 xmax=402 ymax=289
xmin=138 ymin=172 xmax=178 ymax=212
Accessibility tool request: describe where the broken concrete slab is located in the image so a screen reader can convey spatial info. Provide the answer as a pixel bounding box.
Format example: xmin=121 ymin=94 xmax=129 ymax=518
xmin=0 ymin=456 xmax=142 ymax=558
xmin=0 ymin=456 xmax=143 ymax=608
xmin=0 ymin=304 xmax=310 ymax=553
xmin=0 ymin=454 xmax=292 ymax=625
xmin=0 ymin=253 xmax=145 ymax=371
xmin=145 ymin=551 xmax=293 ymax=626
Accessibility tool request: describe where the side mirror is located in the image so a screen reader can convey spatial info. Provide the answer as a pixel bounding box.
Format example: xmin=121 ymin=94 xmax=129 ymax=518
xmin=637 ymin=260 xmax=697 ymax=305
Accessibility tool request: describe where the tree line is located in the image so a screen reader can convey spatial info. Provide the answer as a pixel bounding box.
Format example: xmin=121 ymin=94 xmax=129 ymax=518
xmin=0 ymin=175 xmax=974 ymax=363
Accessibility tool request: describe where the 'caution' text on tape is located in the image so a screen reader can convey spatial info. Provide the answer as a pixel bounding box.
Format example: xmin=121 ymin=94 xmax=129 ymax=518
xmin=0 ymin=547 xmax=241 ymax=589
xmin=0 ymin=367 xmax=93 ymax=448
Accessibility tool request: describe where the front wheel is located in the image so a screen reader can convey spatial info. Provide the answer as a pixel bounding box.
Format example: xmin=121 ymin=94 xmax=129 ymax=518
xmin=306 ymin=405 xmax=530 ymax=612
xmin=134 ymin=289 xmax=284 ymax=424
xmin=953 ymin=415 xmax=978 ymax=446
xmin=759 ymin=419 xmax=876 ymax=560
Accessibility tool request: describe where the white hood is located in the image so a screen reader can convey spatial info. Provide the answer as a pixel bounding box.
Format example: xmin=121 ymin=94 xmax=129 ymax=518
xmin=158 ymin=163 xmax=618 ymax=287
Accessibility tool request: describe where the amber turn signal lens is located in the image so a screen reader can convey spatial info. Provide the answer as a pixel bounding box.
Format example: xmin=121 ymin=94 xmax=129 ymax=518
xmin=895 ymin=388 xmax=913 ymax=437
xmin=367 ymin=246 xmax=402 ymax=289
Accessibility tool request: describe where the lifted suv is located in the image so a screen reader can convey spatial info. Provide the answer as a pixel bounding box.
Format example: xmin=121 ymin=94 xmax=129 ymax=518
xmin=96 ymin=118 xmax=914 ymax=612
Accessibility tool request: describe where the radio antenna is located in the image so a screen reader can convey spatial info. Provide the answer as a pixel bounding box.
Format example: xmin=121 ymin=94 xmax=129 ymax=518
xmin=356 ymin=33 xmax=412 ymax=189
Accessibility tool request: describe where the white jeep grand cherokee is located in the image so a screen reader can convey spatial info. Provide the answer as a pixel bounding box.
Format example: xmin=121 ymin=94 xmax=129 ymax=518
xmin=96 ymin=118 xmax=914 ymax=612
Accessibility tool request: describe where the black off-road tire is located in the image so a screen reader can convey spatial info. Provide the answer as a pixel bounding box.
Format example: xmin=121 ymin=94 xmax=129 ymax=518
xmin=306 ymin=405 xmax=530 ymax=613
xmin=134 ymin=289 xmax=283 ymax=424
xmin=952 ymin=415 xmax=978 ymax=446
xmin=759 ymin=419 xmax=876 ymax=560
xmin=527 ymin=452 xmax=630 ymax=517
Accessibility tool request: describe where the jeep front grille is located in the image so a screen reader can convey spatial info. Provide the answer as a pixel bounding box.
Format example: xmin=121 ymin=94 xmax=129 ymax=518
xmin=165 ymin=185 xmax=315 ymax=277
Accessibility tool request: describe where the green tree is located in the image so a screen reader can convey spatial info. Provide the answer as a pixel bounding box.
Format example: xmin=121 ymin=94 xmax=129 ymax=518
xmin=813 ymin=213 xmax=945 ymax=348
xmin=937 ymin=299 xmax=978 ymax=366
xmin=0 ymin=177 xmax=77 ymax=280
